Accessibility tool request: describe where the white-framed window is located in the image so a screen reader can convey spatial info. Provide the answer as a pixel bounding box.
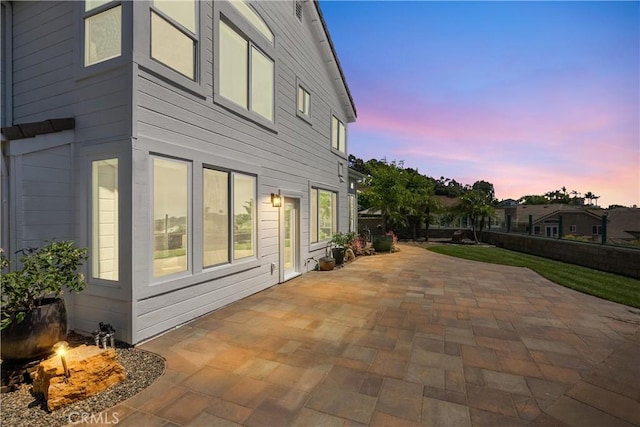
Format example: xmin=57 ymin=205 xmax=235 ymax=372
xmin=150 ymin=0 xmax=198 ymax=80
xmin=219 ymin=20 xmax=274 ymax=121
xmin=311 ymin=187 xmax=337 ymax=243
xmin=331 ymin=115 xmax=346 ymax=153
xmin=83 ymin=0 xmax=122 ymax=67
xmin=569 ymin=225 xmax=577 ymax=233
xmin=216 ymin=1 xmax=275 ymax=124
xmin=203 ymin=168 xmax=257 ymax=267
xmin=91 ymin=158 xmax=119 ymax=281
xmin=592 ymin=225 xmax=602 ymax=235
xmin=348 ymin=194 xmax=356 ymax=233
xmin=297 ymin=85 xmax=310 ymax=117
xmin=152 ymin=157 xmax=190 ymax=278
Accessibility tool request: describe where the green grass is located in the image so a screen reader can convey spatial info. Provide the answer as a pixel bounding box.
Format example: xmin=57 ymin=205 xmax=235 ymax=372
xmin=426 ymin=245 xmax=640 ymax=309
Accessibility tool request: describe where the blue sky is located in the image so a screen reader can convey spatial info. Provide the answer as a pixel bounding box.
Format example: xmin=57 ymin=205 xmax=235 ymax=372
xmin=320 ymin=1 xmax=640 ymax=207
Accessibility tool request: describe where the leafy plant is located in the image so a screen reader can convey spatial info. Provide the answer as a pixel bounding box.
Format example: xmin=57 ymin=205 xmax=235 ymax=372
xmin=330 ymin=232 xmax=357 ymax=249
xmin=1 ymin=241 xmax=88 ymax=330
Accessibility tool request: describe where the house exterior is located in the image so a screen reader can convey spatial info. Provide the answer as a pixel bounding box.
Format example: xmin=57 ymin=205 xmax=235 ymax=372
xmin=503 ymin=204 xmax=605 ymax=239
xmin=1 ymin=0 xmax=356 ymax=344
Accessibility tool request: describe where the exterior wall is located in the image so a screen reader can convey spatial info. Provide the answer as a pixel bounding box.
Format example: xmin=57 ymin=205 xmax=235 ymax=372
xmin=6 ymin=1 xmax=134 ymax=340
xmin=533 ymin=212 xmax=601 ymax=239
xmin=4 ymin=0 xmax=353 ymax=344
xmin=128 ymin=1 xmax=353 ymax=343
xmin=482 ymin=232 xmax=640 ymax=279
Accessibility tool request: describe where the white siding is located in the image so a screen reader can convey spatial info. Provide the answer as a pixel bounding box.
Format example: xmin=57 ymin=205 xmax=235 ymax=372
xmin=129 ymin=1 xmax=353 ymax=343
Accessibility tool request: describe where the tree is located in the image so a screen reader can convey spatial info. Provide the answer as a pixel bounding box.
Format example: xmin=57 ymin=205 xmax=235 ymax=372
xmin=584 ymin=192 xmax=594 ymax=205
xmin=362 ymin=160 xmax=435 ymax=239
xmin=456 ymin=190 xmax=495 ymax=242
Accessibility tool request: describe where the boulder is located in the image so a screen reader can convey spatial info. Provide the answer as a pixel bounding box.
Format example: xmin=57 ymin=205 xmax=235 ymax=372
xmin=32 ymin=344 xmax=126 ymax=411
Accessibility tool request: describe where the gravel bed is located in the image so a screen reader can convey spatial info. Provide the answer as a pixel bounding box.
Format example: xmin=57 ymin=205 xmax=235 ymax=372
xmin=0 ymin=335 xmax=165 ymax=427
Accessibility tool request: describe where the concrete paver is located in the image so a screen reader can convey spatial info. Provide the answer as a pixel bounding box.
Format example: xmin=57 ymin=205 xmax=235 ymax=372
xmin=110 ymin=244 xmax=639 ymax=426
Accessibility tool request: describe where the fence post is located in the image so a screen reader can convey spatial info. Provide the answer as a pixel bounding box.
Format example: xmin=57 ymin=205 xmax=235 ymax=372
xmin=528 ymin=215 xmax=533 ymax=235
xmin=558 ymin=215 xmax=563 ymax=239
xmin=507 ymin=215 xmax=511 ymax=232
xmin=601 ymin=215 xmax=607 ymax=245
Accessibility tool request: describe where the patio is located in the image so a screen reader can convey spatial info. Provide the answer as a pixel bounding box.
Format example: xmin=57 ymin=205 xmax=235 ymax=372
xmin=106 ymin=244 xmax=640 ymax=426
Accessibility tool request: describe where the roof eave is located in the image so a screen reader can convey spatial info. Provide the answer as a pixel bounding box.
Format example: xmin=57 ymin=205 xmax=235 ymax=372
xmin=312 ymin=0 xmax=357 ymax=122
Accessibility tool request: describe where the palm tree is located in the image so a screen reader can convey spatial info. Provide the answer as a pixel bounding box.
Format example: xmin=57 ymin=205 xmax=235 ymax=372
xmin=584 ymin=192 xmax=594 ymax=205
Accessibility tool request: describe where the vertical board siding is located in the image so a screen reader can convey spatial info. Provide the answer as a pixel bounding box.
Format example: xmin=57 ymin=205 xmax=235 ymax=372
xmin=15 ymin=145 xmax=73 ymax=249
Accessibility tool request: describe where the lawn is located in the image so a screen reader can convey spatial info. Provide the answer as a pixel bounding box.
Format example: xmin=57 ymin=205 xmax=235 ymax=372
xmin=426 ymin=245 xmax=640 ymax=309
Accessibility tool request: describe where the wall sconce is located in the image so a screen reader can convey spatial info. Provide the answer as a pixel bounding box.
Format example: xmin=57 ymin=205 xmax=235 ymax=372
xmin=271 ymin=193 xmax=282 ymax=208
xmin=53 ymin=341 xmax=70 ymax=378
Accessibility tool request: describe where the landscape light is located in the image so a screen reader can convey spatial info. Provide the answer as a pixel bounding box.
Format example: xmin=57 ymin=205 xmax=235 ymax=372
xmin=53 ymin=341 xmax=70 ymax=378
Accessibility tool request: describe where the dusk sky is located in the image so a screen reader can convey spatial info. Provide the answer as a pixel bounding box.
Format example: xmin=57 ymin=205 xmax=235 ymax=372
xmin=320 ymin=1 xmax=640 ymax=208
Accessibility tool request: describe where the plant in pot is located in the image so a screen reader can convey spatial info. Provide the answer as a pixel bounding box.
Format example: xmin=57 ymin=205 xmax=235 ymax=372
xmin=1 ymin=241 xmax=88 ymax=361
xmin=330 ymin=232 xmax=357 ymax=266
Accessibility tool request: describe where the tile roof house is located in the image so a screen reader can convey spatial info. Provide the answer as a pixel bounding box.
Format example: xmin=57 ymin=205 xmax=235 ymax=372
xmin=1 ymin=0 xmax=356 ymax=344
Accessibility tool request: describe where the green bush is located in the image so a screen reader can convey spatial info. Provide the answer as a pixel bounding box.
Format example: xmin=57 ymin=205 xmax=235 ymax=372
xmin=1 ymin=241 xmax=88 ymax=330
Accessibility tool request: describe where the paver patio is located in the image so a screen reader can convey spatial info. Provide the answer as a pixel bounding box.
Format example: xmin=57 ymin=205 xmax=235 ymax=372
xmin=103 ymin=244 xmax=640 ymax=426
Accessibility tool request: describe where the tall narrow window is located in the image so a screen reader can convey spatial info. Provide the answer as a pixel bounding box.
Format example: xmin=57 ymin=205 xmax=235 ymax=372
xmin=151 ymin=0 xmax=197 ymax=80
xmin=92 ymin=159 xmax=119 ymax=280
xmin=84 ymin=1 xmax=121 ymax=67
xmin=311 ymin=188 xmax=337 ymax=243
xmin=331 ymin=115 xmax=346 ymax=153
xmin=203 ymin=169 xmax=229 ymax=267
xmin=250 ymin=47 xmax=274 ymax=120
xmin=297 ymin=85 xmax=310 ymax=117
xmin=233 ymin=174 xmax=256 ymax=260
xmin=153 ymin=158 xmax=189 ymax=278
xmin=348 ymin=194 xmax=356 ymax=233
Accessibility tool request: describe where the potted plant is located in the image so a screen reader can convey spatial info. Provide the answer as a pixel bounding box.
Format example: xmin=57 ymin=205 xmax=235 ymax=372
xmin=1 ymin=241 xmax=88 ymax=361
xmin=330 ymin=232 xmax=357 ymax=266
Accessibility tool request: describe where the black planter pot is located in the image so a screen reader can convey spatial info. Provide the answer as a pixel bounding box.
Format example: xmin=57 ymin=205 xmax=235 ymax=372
xmin=1 ymin=298 xmax=68 ymax=361
xmin=332 ymin=248 xmax=345 ymax=265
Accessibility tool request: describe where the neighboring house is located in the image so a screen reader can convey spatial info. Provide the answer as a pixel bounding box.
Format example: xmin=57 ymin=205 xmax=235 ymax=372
xmin=503 ymin=204 xmax=605 ymax=239
xmin=0 ymin=0 xmax=356 ymax=344
xmin=605 ymin=208 xmax=640 ymax=244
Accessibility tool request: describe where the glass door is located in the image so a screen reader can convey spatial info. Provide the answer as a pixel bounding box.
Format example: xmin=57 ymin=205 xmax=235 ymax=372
xmin=283 ymin=198 xmax=299 ymax=280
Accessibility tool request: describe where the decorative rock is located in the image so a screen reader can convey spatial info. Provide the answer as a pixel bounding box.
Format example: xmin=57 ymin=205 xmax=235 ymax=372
xmin=31 ymin=345 xmax=126 ymax=411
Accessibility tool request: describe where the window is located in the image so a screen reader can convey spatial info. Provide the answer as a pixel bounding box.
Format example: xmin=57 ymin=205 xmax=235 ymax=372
xmin=84 ymin=1 xmax=121 ymax=67
xmin=228 ymin=0 xmax=273 ymax=42
xmin=153 ymin=157 xmax=190 ymax=278
xmin=203 ymin=169 xmax=229 ymax=266
xmin=297 ymin=85 xmax=310 ymax=117
xmin=151 ymin=0 xmax=197 ymax=80
xmin=534 ymin=226 xmax=540 ymax=235
xmin=233 ymin=173 xmax=256 ymax=259
xmin=203 ymin=168 xmax=256 ymax=267
xmin=311 ymin=188 xmax=337 ymax=243
xmin=219 ymin=20 xmax=274 ymax=121
xmin=569 ymin=225 xmax=577 ymax=233
xmin=331 ymin=115 xmax=346 ymax=153
xmin=592 ymin=225 xmax=602 ymax=235
xmin=348 ymin=194 xmax=356 ymax=233
xmin=92 ymin=159 xmax=119 ymax=280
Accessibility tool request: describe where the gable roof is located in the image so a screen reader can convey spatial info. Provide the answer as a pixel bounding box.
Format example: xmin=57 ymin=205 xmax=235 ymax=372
xmin=515 ymin=204 xmax=594 ymax=221
xmin=605 ymin=208 xmax=640 ymax=241
xmin=533 ymin=208 xmax=602 ymax=225
xmin=311 ymin=0 xmax=357 ymax=122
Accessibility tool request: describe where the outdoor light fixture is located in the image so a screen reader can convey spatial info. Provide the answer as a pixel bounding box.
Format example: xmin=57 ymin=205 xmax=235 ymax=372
xmin=53 ymin=341 xmax=71 ymax=378
xmin=271 ymin=193 xmax=282 ymax=208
